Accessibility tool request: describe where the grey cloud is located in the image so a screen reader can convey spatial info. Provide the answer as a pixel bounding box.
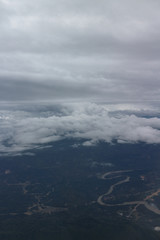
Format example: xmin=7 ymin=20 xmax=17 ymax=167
xmin=0 ymin=0 xmax=160 ymax=101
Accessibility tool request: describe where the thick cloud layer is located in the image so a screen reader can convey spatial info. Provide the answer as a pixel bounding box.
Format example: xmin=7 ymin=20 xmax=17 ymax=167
xmin=1 ymin=102 xmax=160 ymax=156
xmin=0 ymin=0 xmax=160 ymax=101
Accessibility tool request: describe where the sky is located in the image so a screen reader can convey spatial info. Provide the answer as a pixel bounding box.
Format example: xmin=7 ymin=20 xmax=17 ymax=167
xmin=1 ymin=0 xmax=160 ymax=102
xmin=1 ymin=1 xmax=160 ymax=155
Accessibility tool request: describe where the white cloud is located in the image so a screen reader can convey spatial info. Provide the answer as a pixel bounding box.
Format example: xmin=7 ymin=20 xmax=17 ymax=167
xmin=0 ymin=102 xmax=160 ymax=156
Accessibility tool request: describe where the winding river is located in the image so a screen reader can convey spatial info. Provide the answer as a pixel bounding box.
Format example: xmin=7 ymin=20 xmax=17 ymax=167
xmin=97 ymin=170 xmax=160 ymax=215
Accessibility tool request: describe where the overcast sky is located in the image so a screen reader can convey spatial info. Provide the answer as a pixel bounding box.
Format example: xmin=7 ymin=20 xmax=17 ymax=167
xmin=0 ymin=0 xmax=160 ymax=102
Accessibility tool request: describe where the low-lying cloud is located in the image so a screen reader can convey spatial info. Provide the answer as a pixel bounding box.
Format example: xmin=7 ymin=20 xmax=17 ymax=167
xmin=1 ymin=102 xmax=160 ymax=156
